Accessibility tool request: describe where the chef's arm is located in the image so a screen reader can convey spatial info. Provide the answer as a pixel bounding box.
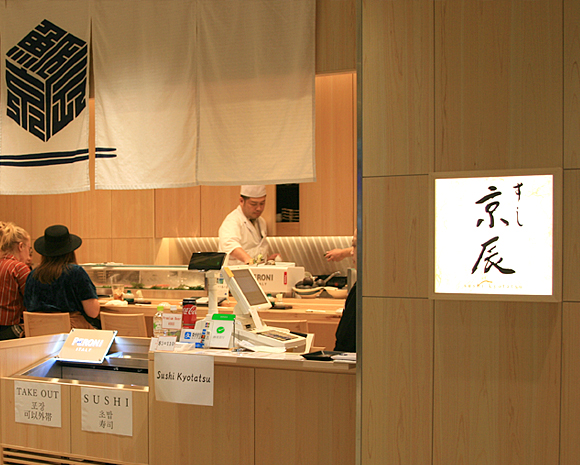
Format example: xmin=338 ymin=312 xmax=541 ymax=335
xmin=325 ymin=246 xmax=354 ymax=262
xmin=229 ymin=247 xmax=255 ymax=265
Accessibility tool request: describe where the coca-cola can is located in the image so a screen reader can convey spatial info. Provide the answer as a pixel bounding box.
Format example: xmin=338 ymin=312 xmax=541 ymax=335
xmin=182 ymin=298 xmax=197 ymax=328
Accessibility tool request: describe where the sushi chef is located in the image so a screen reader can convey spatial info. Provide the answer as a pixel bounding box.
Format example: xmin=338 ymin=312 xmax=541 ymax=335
xmin=219 ymin=185 xmax=280 ymax=265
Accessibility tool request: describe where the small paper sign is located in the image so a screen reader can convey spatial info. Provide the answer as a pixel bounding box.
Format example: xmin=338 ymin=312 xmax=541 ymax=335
xmin=14 ymin=381 xmax=61 ymax=427
xmin=157 ymin=336 xmax=177 ymax=351
xmin=179 ymin=320 xmax=211 ymax=348
xmin=81 ymin=387 xmax=132 ymax=436
xmin=154 ymin=352 xmax=214 ymax=406
xmin=162 ymin=313 xmax=182 ymax=330
xmin=209 ymin=314 xmax=235 ymax=348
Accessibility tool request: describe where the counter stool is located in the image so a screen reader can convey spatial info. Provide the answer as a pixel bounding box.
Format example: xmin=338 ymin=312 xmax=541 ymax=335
xmin=100 ymin=312 xmax=148 ymax=337
xmin=23 ymin=311 xmax=71 ymax=337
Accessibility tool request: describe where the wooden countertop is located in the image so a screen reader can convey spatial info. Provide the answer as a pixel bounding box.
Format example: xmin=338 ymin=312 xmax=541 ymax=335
xmin=148 ymin=348 xmax=355 ymax=374
xmin=100 ymin=296 xmax=345 ymax=319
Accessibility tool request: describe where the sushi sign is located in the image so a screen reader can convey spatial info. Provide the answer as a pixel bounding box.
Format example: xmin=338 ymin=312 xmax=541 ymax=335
xmin=430 ymin=169 xmax=562 ymax=301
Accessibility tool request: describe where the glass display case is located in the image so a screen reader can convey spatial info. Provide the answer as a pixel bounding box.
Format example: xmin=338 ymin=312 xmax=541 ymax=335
xmin=81 ymin=263 xmax=206 ymax=293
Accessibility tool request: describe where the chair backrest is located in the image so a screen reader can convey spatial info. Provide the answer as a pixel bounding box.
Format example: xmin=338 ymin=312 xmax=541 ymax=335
xmin=262 ymin=319 xmax=309 ymax=333
xmin=23 ymin=311 xmax=71 ymax=337
xmin=306 ymin=321 xmax=339 ymax=350
xmin=100 ymin=312 xmax=148 ymax=337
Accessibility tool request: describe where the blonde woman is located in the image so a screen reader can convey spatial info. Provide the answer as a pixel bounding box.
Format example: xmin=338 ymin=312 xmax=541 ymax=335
xmin=0 ymin=222 xmax=32 ymax=339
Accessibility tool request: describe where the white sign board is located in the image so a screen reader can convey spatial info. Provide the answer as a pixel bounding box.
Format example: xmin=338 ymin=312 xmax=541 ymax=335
xmin=58 ymin=329 xmax=117 ymax=363
xmin=433 ymin=172 xmax=558 ymax=298
xmin=81 ymin=387 xmax=132 ymax=436
xmin=14 ymin=381 xmax=61 ymax=427
xmin=154 ymin=352 xmax=214 ymax=406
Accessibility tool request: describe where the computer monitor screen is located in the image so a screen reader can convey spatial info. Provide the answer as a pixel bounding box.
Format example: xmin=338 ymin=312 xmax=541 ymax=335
xmin=231 ymin=268 xmax=270 ymax=307
xmin=188 ymin=252 xmax=227 ymax=271
xmin=223 ymin=266 xmax=272 ymax=330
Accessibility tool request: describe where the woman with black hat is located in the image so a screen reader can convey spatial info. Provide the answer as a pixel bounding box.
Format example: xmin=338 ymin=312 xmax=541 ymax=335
xmin=23 ymin=225 xmax=100 ymax=330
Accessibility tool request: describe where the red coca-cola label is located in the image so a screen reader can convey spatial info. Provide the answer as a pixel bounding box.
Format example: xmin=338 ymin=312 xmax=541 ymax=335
xmin=182 ymin=300 xmax=197 ymax=327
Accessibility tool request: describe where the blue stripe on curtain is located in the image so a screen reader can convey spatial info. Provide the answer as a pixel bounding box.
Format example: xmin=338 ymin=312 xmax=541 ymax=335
xmin=0 ymin=148 xmax=89 ymax=166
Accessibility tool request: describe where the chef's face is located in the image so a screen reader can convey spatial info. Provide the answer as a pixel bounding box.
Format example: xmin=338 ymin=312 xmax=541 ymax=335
xmin=240 ymin=196 xmax=266 ymax=220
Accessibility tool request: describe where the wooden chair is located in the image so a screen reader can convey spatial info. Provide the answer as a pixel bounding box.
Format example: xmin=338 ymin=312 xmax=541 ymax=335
xmin=262 ymin=319 xmax=309 ymax=333
xmin=100 ymin=312 xmax=148 ymax=337
xmin=23 ymin=311 xmax=71 ymax=337
xmin=306 ymin=321 xmax=340 ymax=350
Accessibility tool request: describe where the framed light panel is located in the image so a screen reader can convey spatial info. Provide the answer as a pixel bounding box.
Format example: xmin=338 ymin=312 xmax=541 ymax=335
xmin=429 ymin=169 xmax=562 ymax=301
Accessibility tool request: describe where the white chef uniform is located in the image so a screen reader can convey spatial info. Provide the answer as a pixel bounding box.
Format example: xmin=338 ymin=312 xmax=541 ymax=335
xmin=219 ymin=205 xmax=269 ymax=266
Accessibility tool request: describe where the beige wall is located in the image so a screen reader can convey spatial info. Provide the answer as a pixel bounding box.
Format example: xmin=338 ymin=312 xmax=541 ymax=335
xmin=361 ymin=1 xmax=578 ymax=464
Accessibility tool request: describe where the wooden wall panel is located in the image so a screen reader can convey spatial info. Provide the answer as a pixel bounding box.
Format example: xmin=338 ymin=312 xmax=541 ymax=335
xmin=563 ymin=169 xmax=580 ymax=301
xmin=362 ymin=0 xmax=433 ymax=177
xmin=315 ymin=0 xmax=356 ymax=74
xmin=76 ymin=238 xmax=112 ymax=264
xmin=70 ymin=190 xmax=112 ymax=240
xmin=361 ymin=297 xmax=433 ymax=465
xmin=200 ymin=186 xmax=245 ymax=237
xmin=565 ymin=0 xmax=580 ymax=167
xmin=301 ymin=73 xmax=356 ymax=236
xmin=435 ymin=0 xmax=562 ymax=172
xmin=0 ymin=195 xmax=33 ymax=235
xmin=154 ymin=186 xmax=201 ymax=238
xmin=148 ymin=365 xmax=255 ymax=465
xmin=30 ymin=194 xmax=72 ymax=243
xmin=112 ymin=238 xmax=155 ymax=265
xmin=362 ymin=175 xmax=428 ymax=298
xmin=561 ymin=303 xmax=580 ymax=464
xmin=111 ymin=190 xmax=155 ymax=238
xmin=433 ymin=301 xmax=561 ymax=465
xmin=255 ymin=368 xmax=355 ymax=465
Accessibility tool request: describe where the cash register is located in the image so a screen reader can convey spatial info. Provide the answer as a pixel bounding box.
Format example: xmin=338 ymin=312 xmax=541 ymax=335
xmin=222 ymin=265 xmax=307 ymax=352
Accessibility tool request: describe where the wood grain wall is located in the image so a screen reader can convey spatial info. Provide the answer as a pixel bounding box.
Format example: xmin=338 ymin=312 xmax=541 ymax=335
xmin=361 ymin=0 xmax=577 ymax=464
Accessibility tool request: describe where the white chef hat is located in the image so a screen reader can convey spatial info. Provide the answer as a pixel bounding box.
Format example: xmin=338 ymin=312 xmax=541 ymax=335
xmin=240 ymin=185 xmax=267 ymax=198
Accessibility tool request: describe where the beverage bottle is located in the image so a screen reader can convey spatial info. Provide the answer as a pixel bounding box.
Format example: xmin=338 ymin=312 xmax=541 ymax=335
xmin=124 ymin=290 xmax=134 ymax=303
xmin=153 ymin=305 xmax=166 ymax=338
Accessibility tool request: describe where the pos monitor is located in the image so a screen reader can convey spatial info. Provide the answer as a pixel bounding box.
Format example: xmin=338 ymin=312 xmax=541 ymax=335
xmin=188 ymin=252 xmax=227 ymax=316
xmin=223 ymin=266 xmax=306 ymax=352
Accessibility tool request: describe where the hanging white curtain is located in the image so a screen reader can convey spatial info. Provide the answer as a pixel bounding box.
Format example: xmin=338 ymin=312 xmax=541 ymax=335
xmin=196 ymin=0 xmax=316 ymax=185
xmin=92 ymin=0 xmax=197 ymax=190
xmin=0 ymin=0 xmax=90 ymax=194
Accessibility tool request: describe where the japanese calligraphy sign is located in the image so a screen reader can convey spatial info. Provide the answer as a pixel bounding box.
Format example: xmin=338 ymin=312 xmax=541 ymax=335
xmin=431 ymin=169 xmax=562 ymax=300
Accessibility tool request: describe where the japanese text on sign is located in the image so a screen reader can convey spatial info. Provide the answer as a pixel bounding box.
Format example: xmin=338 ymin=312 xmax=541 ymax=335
xmin=434 ymin=174 xmax=553 ymax=296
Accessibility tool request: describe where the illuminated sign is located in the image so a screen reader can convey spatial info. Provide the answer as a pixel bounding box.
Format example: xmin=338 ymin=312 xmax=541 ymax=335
xmin=431 ymin=169 xmax=561 ymax=300
xmin=58 ymin=329 xmax=117 ymax=363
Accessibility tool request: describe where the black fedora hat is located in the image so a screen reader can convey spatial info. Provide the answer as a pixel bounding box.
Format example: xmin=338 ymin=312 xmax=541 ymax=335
xmin=34 ymin=225 xmax=82 ymax=257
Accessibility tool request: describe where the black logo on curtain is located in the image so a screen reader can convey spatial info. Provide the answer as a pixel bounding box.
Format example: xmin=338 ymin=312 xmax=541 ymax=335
xmin=5 ymin=19 xmax=87 ymax=142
